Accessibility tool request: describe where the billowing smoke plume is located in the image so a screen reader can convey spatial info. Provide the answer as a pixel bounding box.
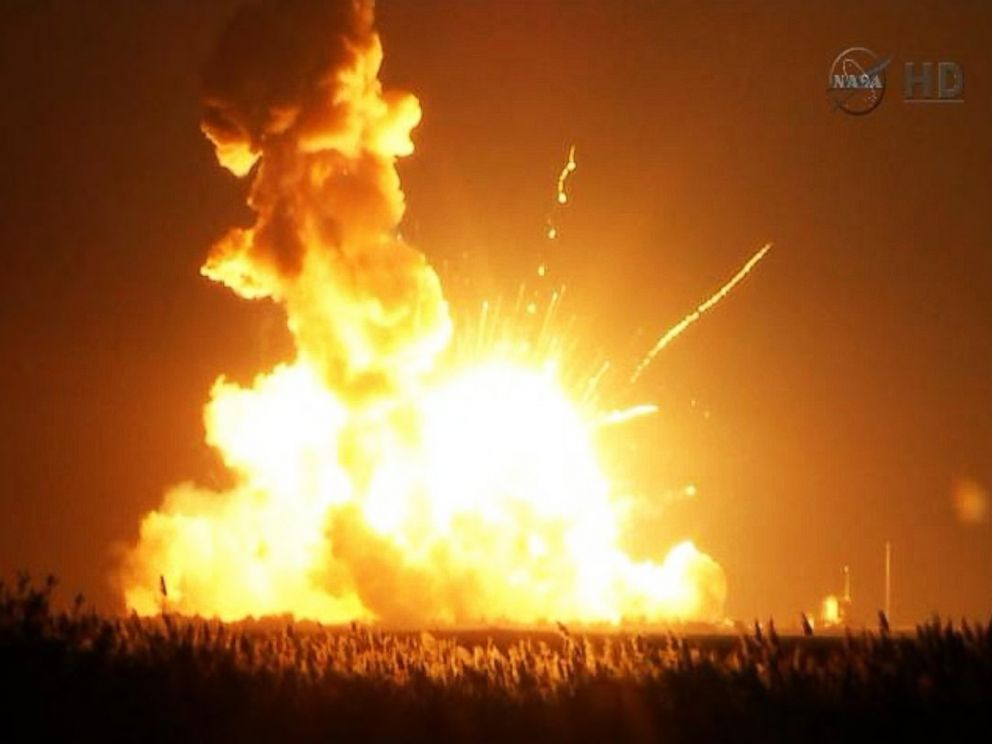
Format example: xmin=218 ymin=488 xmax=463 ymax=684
xmin=200 ymin=0 xmax=449 ymax=396
xmin=120 ymin=0 xmax=727 ymax=626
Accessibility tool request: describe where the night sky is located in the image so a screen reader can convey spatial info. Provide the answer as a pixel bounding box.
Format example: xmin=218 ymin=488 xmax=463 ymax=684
xmin=0 ymin=0 xmax=989 ymax=623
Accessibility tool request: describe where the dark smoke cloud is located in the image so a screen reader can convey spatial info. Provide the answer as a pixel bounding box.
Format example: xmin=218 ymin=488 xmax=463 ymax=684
xmin=199 ymin=0 xmax=449 ymax=395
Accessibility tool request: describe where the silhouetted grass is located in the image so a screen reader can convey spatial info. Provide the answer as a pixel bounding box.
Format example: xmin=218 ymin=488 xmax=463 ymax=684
xmin=2 ymin=574 xmax=991 ymax=742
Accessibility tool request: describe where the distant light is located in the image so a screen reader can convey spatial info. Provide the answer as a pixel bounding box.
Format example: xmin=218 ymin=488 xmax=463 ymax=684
xmin=821 ymin=594 xmax=840 ymax=625
xmin=952 ymin=477 xmax=989 ymax=524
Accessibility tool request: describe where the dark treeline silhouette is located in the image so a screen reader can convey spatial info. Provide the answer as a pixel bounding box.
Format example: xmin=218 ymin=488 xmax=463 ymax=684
xmin=2 ymin=574 xmax=991 ymax=742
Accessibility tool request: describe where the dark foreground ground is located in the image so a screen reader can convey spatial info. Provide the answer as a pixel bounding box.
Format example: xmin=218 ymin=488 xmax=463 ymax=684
xmin=2 ymin=577 xmax=991 ymax=742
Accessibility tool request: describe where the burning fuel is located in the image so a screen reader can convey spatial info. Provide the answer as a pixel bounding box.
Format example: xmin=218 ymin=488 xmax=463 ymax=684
xmin=631 ymin=243 xmax=772 ymax=384
xmin=120 ymin=0 xmax=769 ymax=627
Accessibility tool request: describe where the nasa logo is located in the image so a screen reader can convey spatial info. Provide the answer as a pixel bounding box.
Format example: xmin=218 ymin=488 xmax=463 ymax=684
xmin=827 ymin=46 xmax=892 ymax=115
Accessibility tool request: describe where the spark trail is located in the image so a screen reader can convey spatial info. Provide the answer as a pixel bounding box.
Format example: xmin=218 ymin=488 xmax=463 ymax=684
xmin=630 ymin=243 xmax=772 ymax=383
xmin=556 ymin=144 xmax=577 ymax=204
xmin=547 ymin=144 xmax=577 ymax=240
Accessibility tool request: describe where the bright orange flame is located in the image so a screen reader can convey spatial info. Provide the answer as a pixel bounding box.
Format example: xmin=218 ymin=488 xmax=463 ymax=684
xmin=124 ymin=356 xmax=726 ymax=624
xmin=120 ymin=0 xmax=729 ymax=626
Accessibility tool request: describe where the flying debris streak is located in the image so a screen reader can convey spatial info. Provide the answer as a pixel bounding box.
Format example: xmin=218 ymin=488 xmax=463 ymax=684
xmin=630 ymin=243 xmax=772 ymax=383
xmin=556 ymin=144 xmax=577 ymax=205
xmin=547 ymin=144 xmax=577 ymax=240
xmin=596 ymin=404 xmax=659 ymax=428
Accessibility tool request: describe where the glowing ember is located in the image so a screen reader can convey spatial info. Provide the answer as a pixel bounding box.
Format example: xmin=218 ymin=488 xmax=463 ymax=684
xmin=120 ymin=0 xmax=748 ymax=626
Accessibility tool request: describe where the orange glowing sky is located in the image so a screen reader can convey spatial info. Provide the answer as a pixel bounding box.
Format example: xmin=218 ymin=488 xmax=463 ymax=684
xmin=0 ymin=0 xmax=989 ymax=624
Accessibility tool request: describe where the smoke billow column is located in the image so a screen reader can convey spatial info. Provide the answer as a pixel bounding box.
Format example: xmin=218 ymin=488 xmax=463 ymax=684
xmin=199 ymin=0 xmax=451 ymax=397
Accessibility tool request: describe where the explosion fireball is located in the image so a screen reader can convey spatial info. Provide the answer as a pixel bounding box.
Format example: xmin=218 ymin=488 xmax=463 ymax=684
xmin=122 ymin=0 xmax=766 ymax=626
